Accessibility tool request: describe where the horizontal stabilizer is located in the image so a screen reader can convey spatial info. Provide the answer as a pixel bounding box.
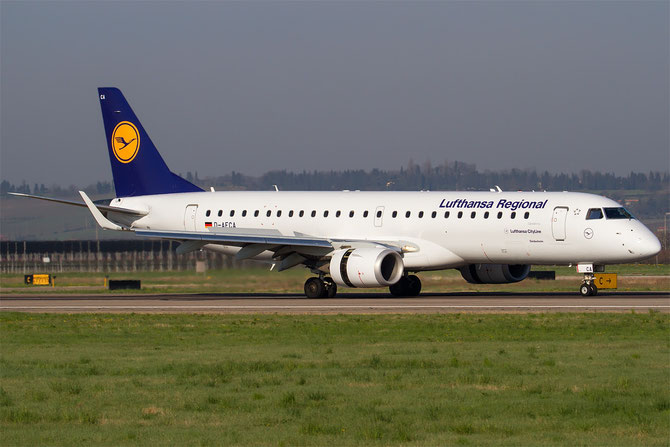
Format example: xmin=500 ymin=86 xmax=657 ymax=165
xmin=8 ymin=192 xmax=147 ymax=216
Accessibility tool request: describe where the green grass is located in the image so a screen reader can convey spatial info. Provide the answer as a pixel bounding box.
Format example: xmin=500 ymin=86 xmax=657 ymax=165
xmin=1 ymin=264 xmax=668 ymax=295
xmin=1 ymin=313 xmax=669 ymax=445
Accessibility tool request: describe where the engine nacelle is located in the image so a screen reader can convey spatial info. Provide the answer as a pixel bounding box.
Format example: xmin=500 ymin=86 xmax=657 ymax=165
xmin=330 ymin=248 xmax=404 ymax=288
xmin=459 ymin=264 xmax=531 ymax=284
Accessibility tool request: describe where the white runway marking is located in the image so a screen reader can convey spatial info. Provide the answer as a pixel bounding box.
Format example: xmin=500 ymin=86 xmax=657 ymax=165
xmin=2 ymin=305 xmax=669 ymax=310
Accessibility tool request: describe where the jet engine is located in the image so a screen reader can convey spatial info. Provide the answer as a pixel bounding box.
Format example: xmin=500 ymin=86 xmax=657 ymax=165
xmin=330 ymin=248 xmax=404 ymax=288
xmin=459 ymin=264 xmax=531 ymax=284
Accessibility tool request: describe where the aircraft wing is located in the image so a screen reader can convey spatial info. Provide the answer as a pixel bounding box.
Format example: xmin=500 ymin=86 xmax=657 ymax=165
xmin=75 ymin=191 xmax=406 ymax=271
xmin=134 ymin=228 xmax=333 ymax=248
xmin=133 ymin=228 xmax=407 ymax=271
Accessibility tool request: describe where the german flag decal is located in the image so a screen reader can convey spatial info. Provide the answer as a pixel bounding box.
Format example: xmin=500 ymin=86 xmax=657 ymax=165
xmin=205 ymin=222 xmax=212 ymax=228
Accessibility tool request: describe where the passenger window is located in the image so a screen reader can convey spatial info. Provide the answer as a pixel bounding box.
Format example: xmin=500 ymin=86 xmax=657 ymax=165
xmin=206 ymin=210 xmax=211 ymax=217
xmin=277 ymin=210 xmax=282 ymax=217
xmin=218 ymin=210 xmax=223 ymax=217
xmin=323 ymin=210 xmax=329 ymax=217
xmin=405 ymin=211 xmax=411 ymax=218
xmin=457 ymin=212 xmax=463 ymax=219
xmin=471 ymin=212 xmax=476 ymax=218
xmin=524 ymin=212 xmax=529 ymax=219
xmin=484 ymin=211 xmax=489 ymax=219
xmin=363 ymin=211 xmax=369 ymax=218
xmin=376 ymin=210 xmax=382 ymax=218
xmin=242 ymin=210 xmax=247 ymax=217
xmin=266 ymin=210 xmax=271 ymax=217
xmin=392 ymin=211 xmax=398 ymax=218
xmin=336 ymin=210 xmax=341 ymax=217
xmin=289 ymin=210 xmax=294 ymax=217
xmin=586 ymin=208 xmax=603 ymax=220
xmin=418 ymin=211 xmax=424 ymax=218
xmin=431 ymin=211 xmax=437 ymax=218
xmin=511 ymin=212 xmax=516 ymax=219
xmin=299 ymin=210 xmax=305 ymax=217
xmin=444 ymin=211 xmax=450 ymax=218
xmin=254 ymin=210 xmax=259 ymax=217
xmin=349 ymin=211 xmax=355 ymax=218
xmin=230 ymin=210 xmax=235 ymax=217
xmin=311 ymin=210 xmax=316 ymax=217
xmin=497 ymin=212 xmax=502 ymax=219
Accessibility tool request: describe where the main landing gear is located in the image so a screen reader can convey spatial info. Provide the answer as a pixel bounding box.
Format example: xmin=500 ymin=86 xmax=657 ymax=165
xmin=389 ymin=274 xmax=422 ymax=297
xmin=304 ymin=276 xmax=337 ymax=298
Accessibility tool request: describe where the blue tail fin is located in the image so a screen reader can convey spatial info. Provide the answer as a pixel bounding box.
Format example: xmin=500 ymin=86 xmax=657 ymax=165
xmin=98 ymin=87 xmax=203 ymax=197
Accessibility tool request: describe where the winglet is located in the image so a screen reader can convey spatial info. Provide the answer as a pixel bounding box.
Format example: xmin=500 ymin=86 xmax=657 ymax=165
xmin=79 ymin=191 xmax=125 ymax=231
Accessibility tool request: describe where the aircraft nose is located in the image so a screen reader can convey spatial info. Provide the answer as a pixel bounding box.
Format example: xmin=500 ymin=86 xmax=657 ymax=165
xmin=637 ymin=232 xmax=662 ymax=258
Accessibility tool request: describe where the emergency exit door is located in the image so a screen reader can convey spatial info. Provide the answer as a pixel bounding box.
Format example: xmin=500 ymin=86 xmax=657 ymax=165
xmin=551 ymin=207 xmax=568 ymax=241
xmin=184 ymin=205 xmax=198 ymax=231
xmin=374 ymin=206 xmax=385 ymax=227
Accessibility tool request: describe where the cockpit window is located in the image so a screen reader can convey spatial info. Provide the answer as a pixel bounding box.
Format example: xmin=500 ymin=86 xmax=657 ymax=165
xmin=586 ymin=208 xmax=603 ymax=220
xmin=603 ymin=207 xmax=634 ymax=220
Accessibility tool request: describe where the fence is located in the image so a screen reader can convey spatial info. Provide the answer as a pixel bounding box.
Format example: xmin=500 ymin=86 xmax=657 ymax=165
xmin=1 ymin=239 xmax=666 ymax=274
xmin=0 ymin=240 xmax=260 ymax=273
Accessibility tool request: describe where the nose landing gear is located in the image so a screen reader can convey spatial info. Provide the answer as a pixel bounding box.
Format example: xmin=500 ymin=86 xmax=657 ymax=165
xmin=577 ymin=263 xmax=602 ymax=296
xmin=579 ymin=279 xmax=598 ymax=297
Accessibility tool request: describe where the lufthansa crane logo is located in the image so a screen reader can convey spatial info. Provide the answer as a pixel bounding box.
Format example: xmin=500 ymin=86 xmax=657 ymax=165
xmin=111 ymin=121 xmax=140 ymax=163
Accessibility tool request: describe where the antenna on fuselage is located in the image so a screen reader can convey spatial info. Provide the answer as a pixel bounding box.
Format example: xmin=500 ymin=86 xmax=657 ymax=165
xmin=489 ymin=185 xmax=502 ymax=193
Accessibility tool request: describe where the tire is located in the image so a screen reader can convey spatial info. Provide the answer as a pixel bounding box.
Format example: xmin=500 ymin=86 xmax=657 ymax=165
xmin=406 ymin=275 xmax=422 ymax=296
xmin=304 ymin=277 xmax=326 ymax=298
xmin=389 ymin=276 xmax=408 ymax=296
xmin=590 ymin=284 xmax=598 ymax=296
xmin=580 ymin=283 xmax=590 ymax=297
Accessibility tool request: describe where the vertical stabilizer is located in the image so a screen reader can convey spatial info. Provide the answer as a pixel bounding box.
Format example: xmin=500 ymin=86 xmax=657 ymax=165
xmin=98 ymin=87 xmax=203 ymax=197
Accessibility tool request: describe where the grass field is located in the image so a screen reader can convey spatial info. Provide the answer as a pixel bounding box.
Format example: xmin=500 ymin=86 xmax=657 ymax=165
xmin=1 ymin=264 xmax=669 ymax=295
xmin=1 ymin=312 xmax=669 ymax=446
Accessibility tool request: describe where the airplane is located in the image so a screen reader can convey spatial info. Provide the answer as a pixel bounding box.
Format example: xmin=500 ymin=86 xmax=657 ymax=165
xmin=11 ymin=87 xmax=662 ymax=298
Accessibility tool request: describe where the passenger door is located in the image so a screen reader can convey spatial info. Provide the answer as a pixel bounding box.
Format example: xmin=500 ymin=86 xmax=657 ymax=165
xmin=551 ymin=207 xmax=568 ymax=241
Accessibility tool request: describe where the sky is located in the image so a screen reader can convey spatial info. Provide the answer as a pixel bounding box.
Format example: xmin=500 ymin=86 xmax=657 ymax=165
xmin=1 ymin=1 xmax=668 ymax=188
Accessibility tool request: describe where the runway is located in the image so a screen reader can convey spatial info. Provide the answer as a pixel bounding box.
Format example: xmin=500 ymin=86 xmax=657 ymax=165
xmin=1 ymin=292 xmax=668 ymax=313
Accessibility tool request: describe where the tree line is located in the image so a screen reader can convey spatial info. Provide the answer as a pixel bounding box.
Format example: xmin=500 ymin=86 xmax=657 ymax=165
xmin=2 ymin=162 xmax=667 ymax=195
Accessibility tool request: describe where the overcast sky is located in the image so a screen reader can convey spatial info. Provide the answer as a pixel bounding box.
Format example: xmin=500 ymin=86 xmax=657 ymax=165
xmin=1 ymin=1 xmax=668 ymax=187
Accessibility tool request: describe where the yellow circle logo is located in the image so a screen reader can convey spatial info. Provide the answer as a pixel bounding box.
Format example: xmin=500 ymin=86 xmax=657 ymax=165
xmin=111 ymin=121 xmax=140 ymax=163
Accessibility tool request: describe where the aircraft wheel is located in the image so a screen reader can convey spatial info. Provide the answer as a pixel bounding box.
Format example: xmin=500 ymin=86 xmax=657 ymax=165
xmin=324 ymin=278 xmax=337 ymax=298
xmin=304 ymin=277 xmax=326 ymax=298
xmin=590 ymin=284 xmax=598 ymax=296
xmin=406 ymin=275 xmax=422 ymax=296
xmin=389 ymin=277 xmax=408 ymax=296
xmin=579 ymin=283 xmax=591 ymax=297
xmin=389 ymin=275 xmax=421 ymax=297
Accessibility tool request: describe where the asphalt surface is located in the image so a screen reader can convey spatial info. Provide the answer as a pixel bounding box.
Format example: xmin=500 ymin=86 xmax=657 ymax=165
xmin=1 ymin=292 xmax=668 ymax=313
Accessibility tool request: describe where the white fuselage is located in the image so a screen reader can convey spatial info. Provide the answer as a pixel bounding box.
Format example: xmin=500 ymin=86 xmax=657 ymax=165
xmin=109 ymin=190 xmax=661 ymax=270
